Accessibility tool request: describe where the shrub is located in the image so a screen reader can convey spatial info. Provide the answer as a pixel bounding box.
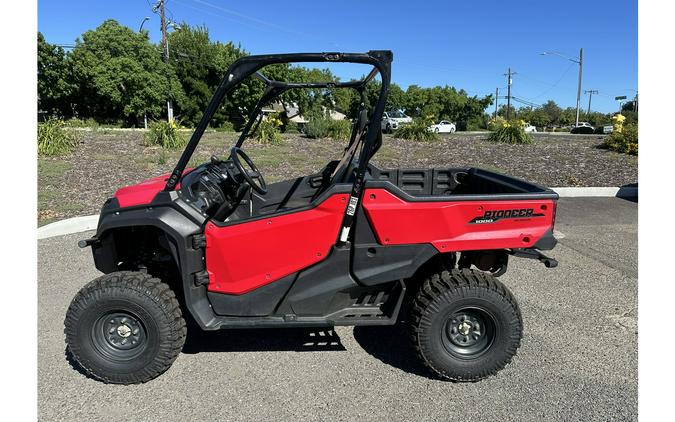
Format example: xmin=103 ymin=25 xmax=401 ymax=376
xmin=487 ymin=120 xmax=532 ymax=144
xmin=304 ymin=116 xmax=330 ymax=139
xmin=602 ymin=123 xmax=638 ymax=155
xmin=394 ymin=116 xmax=438 ymax=142
xmin=38 ymin=119 xmax=80 ymax=156
xmin=216 ymin=121 xmax=236 ymax=132
xmin=326 ymin=119 xmax=351 ymax=141
xmin=145 ymin=120 xmax=186 ymax=150
xmin=252 ymin=113 xmax=283 ymax=145
xmin=283 ymin=122 xmax=300 ymax=134
xmin=304 ymin=117 xmax=352 ymax=141
xmin=487 ymin=116 xmax=507 ymax=131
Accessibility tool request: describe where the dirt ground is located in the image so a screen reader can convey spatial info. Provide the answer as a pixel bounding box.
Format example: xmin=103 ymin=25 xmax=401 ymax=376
xmin=38 ymin=130 xmax=637 ymax=225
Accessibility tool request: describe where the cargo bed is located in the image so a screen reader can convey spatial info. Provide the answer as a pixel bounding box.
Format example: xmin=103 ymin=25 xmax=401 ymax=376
xmin=367 ymin=165 xmax=559 ymax=201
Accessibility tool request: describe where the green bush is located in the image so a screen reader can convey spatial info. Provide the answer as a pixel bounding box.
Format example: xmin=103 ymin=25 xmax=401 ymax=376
xmin=38 ymin=119 xmax=80 ymax=156
xmin=145 ymin=120 xmax=186 ymax=150
xmin=487 ymin=116 xmax=506 ymax=131
xmin=304 ymin=117 xmax=330 ymax=138
xmin=602 ymin=123 xmax=638 ymax=155
xmin=488 ymin=120 xmax=532 ymax=144
xmin=252 ymin=113 xmax=283 ymax=145
xmin=394 ymin=117 xmax=438 ymax=142
xmin=304 ymin=117 xmax=352 ymax=141
xmin=326 ymin=119 xmax=351 ymax=141
xmin=216 ymin=121 xmax=236 ymax=132
xmin=283 ymin=122 xmax=300 ymax=134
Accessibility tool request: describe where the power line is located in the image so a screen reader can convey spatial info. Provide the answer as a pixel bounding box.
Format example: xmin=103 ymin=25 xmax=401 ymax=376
xmin=517 ymin=62 xmax=575 ymax=100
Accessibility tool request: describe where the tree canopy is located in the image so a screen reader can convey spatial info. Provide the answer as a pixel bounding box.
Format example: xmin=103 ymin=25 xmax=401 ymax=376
xmin=37 ymin=19 xmax=526 ymax=130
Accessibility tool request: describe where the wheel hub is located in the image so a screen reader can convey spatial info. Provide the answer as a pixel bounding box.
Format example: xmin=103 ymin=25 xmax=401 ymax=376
xmin=96 ymin=313 xmax=145 ymax=352
xmin=116 ymin=324 xmax=132 ymax=338
xmin=442 ymin=308 xmax=496 ymax=358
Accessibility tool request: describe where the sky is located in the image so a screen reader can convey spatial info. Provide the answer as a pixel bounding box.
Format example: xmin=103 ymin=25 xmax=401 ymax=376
xmin=38 ymin=0 xmax=638 ymax=113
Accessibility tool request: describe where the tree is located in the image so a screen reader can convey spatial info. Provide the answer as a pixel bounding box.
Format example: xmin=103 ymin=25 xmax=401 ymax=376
xmin=38 ymin=32 xmax=74 ymax=118
xmin=621 ymin=101 xmax=638 ymax=124
xmin=168 ymin=24 xmax=247 ymax=126
xmin=69 ymin=20 xmax=184 ymax=125
xmin=540 ymin=100 xmax=563 ymax=125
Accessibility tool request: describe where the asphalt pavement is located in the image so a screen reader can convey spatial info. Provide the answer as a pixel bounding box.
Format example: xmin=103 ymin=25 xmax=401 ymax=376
xmin=38 ymin=197 xmax=638 ymax=421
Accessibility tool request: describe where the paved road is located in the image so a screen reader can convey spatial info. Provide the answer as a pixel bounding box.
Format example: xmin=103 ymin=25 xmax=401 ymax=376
xmin=38 ymin=197 xmax=637 ymax=421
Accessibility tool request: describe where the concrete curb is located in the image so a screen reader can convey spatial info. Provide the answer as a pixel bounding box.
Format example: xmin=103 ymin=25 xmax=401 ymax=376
xmin=37 ymin=186 xmax=637 ymax=240
xmin=38 ymin=215 xmax=99 ymax=240
xmin=552 ymin=186 xmax=638 ymax=198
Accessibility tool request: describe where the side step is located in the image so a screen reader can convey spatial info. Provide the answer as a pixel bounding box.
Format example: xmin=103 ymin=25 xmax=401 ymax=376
xmin=208 ymin=281 xmax=406 ymax=330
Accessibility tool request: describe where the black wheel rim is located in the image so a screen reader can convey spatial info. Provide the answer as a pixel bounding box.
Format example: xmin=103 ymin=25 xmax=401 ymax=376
xmin=441 ymin=307 xmax=496 ymax=359
xmin=92 ymin=311 xmax=148 ymax=361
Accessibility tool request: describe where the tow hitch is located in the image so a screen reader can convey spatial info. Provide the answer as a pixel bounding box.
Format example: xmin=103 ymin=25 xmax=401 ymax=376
xmin=509 ymin=248 xmax=558 ymax=268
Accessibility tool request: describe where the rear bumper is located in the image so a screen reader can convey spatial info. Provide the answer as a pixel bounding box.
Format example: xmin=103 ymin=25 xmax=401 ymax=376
xmin=533 ymin=228 xmax=557 ymax=250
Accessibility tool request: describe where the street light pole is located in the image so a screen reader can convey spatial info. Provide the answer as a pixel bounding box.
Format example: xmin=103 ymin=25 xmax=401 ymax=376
xmin=541 ymin=49 xmax=583 ymax=126
xmin=575 ymin=48 xmax=583 ymax=127
xmin=139 ymin=16 xmax=150 ymax=32
xmin=158 ymin=0 xmax=174 ymax=122
xmin=139 ymin=17 xmax=151 ymax=129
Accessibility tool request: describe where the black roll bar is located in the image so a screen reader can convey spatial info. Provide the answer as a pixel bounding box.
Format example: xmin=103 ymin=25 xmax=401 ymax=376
xmin=163 ymin=51 xmax=392 ymax=192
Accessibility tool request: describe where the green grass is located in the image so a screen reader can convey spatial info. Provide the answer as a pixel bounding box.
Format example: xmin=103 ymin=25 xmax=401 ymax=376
xmin=38 ymin=188 xmax=59 ymax=208
xmin=38 ymin=161 xmax=72 ymax=179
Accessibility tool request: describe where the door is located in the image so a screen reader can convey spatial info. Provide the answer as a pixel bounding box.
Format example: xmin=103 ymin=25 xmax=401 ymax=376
xmin=204 ymin=193 xmax=348 ymax=294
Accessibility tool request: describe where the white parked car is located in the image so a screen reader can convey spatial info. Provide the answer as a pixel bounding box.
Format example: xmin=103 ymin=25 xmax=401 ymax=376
xmin=381 ymin=110 xmax=412 ymax=133
xmin=570 ymin=122 xmax=595 ymax=134
xmin=428 ymin=120 xmax=456 ymax=133
xmin=524 ymin=123 xmax=537 ymax=133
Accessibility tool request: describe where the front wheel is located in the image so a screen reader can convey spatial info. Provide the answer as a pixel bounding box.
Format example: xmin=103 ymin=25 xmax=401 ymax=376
xmin=64 ymin=271 xmax=186 ymax=384
xmin=409 ymin=269 xmax=522 ymax=381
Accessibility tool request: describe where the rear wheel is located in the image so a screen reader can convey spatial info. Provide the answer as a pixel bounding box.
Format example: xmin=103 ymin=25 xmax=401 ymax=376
xmin=64 ymin=271 xmax=186 ymax=384
xmin=409 ymin=269 xmax=522 ymax=381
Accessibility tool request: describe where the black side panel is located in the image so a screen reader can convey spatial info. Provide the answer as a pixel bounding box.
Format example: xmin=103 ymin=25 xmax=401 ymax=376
xmin=351 ymin=206 xmax=438 ymax=286
xmin=277 ymin=247 xmax=359 ymax=316
xmin=207 ymin=274 xmax=296 ymax=316
xmin=352 ymin=244 xmax=438 ymax=286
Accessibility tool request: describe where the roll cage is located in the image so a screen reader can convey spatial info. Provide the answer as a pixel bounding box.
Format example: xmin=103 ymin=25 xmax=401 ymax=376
xmin=164 ymin=50 xmax=393 ymax=247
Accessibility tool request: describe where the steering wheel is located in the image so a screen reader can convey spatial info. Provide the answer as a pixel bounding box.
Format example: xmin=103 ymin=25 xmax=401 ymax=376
xmin=230 ymin=147 xmax=267 ymax=195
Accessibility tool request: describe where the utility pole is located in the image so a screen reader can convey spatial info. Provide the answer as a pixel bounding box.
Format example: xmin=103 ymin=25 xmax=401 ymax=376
xmin=574 ymin=48 xmax=583 ymax=127
xmin=158 ymin=0 xmax=174 ymax=122
xmin=634 ymin=92 xmax=638 ymax=112
xmin=504 ymin=68 xmax=516 ymax=120
xmin=584 ymin=89 xmax=598 ymax=117
xmin=494 ymin=87 xmax=499 ymax=119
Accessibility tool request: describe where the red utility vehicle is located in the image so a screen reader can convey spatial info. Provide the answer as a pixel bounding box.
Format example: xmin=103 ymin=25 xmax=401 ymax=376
xmin=65 ymin=51 xmax=558 ymax=384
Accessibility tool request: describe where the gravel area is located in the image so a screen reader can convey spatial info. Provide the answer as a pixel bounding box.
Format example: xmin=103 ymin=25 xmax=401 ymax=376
xmin=38 ymin=130 xmax=637 ymax=224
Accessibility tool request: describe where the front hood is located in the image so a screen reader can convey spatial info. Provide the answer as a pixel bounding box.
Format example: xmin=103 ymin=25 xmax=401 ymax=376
xmin=114 ymin=174 xmax=172 ymax=208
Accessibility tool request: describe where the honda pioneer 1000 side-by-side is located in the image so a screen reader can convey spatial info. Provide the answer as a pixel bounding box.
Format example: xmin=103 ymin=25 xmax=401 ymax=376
xmin=65 ymin=51 xmax=559 ymax=384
